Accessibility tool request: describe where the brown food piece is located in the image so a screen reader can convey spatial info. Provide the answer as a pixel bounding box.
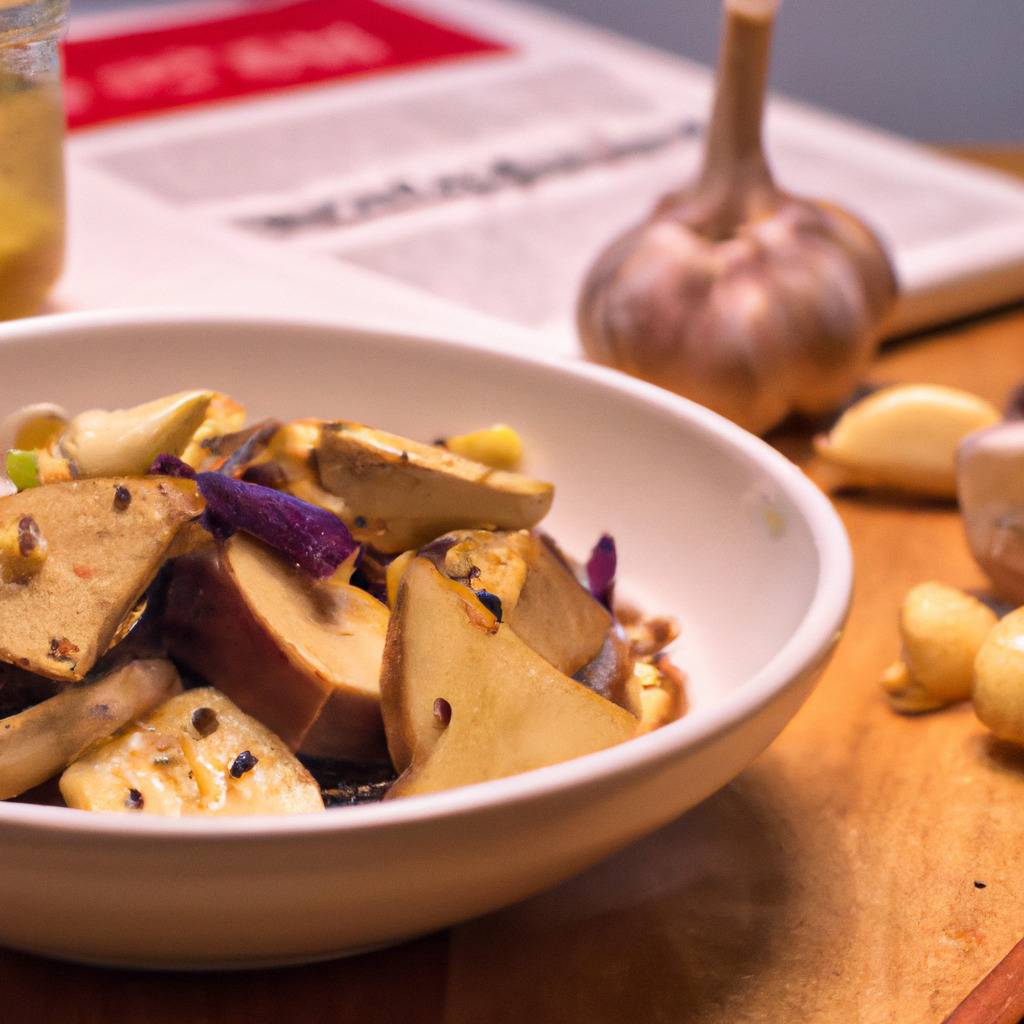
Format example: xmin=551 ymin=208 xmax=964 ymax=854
xmin=316 ymin=421 xmax=553 ymax=553
xmin=648 ymin=653 xmax=688 ymax=725
xmin=163 ymin=534 xmax=389 ymax=762
xmin=421 ymin=529 xmax=611 ymax=677
xmin=0 ymin=659 xmax=182 ymax=800
xmin=616 ymin=607 xmax=681 ymax=659
xmin=381 ymin=558 xmax=637 ymax=795
xmin=574 ymin=626 xmax=640 ymax=716
xmin=507 ymin=535 xmax=611 ymax=676
xmin=0 ymin=477 xmax=200 ymax=681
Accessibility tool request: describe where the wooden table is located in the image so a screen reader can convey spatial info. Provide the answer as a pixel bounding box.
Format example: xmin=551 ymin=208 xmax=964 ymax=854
xmin=3 ymin=150 xmax=1023 ymax=1024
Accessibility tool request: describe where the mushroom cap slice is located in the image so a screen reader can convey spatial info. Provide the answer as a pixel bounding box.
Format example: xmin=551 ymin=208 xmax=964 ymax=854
xmin=164 ymin=535 xmax=389 ymax=762
xmin=421 ymin=529 xmax=612 ymax=678
xmin=381 ymin=558 xmax=637 ymax=796
xmin=316 ymin=422 xmax=554 ymax=553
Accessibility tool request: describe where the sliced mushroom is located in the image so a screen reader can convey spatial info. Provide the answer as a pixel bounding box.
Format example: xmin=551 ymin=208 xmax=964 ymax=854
xmin=381 ymin=558 xmax=637 ymax=795
xmin=163 ymin=535 xmax=389 ymax=762
xmin=0 ymin=659 xmax=181 ymax=800
xmin=419 ymin=529 xmax=611 ymax=677
xmin=316 ymin=421 xmax=554 ymax=553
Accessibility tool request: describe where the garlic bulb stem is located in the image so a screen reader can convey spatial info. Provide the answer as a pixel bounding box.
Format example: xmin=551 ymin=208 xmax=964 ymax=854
xmin=688 ymin=0 xmax=778 ymax=236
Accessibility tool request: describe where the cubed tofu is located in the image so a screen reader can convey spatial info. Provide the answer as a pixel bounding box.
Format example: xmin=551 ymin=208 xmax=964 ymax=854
xmin=0 ymin=477 xmax=200 ymax=681
xmin=60 ymin=688 xmax=324 ymax=816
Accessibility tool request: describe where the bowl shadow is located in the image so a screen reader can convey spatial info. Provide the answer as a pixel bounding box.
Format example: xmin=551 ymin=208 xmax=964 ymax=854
xmin=442 ymin=776 xmax=798 ymax=1023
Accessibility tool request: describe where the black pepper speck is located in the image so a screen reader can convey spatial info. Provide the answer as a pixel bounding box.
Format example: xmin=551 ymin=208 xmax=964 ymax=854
xmin=474 ymin=588 xmax=503 ymax=622
xmin=17 ymin=516 xmax=41 ymax=556
xmin=229 ymin=750 xmax=258 ymax=779
xmin=974 ymin=880 xmax=987 ymax=889
xmin=113 ymin=485 xmax=132 ymax=511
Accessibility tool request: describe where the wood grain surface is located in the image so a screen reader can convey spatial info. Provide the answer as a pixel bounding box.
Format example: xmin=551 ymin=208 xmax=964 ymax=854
xmin=2 ymin=150 xmax=1023 ymax=1024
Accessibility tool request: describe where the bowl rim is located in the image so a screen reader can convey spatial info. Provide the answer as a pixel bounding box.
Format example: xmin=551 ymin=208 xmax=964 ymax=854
xmin=0 ymin=308 xmax=853 ymax=839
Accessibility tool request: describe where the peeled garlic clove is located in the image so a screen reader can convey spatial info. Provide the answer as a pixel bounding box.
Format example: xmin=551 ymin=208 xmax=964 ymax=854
xmin=974 ymin=607 xmax=1024 ymax=744
xmin=576 ymin=0 xmax=897 ymax=436
xmin=61 ymin=390 xmax=216 ymax=477
xmin=882 ymin=581 xmax=997 ymax=713
xmin=813 ymin=384 xmax=1000 ymax=497
xmin=957 ymin=420 xmax=1024 ymax=604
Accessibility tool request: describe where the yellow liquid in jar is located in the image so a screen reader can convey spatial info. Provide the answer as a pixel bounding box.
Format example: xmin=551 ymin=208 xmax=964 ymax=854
xmin=0 ymin=68 xmax=64 ymax=320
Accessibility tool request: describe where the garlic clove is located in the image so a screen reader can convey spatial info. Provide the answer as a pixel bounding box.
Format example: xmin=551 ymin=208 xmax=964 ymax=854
xmin=813 ymin=384 xmax=1000 ymax=497
xmin=882 ymin=581 xmax=997 ymax=713
xmin=61 ymin=390 xmax=216 ymax=478
xmin=973 ymin=607 xmax=1024 ymax=744
xmin=957 ymin=420 xmax=1024 ymax=604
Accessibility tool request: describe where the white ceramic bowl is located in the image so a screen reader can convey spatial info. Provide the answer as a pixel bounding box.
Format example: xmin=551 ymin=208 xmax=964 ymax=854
xmin=0 ymin=311 xmax=851 ymax=968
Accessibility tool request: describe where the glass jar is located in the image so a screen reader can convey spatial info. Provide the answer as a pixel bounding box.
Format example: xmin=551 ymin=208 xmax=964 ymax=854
xmin=0 ymin=0 xmax=66 ymax=320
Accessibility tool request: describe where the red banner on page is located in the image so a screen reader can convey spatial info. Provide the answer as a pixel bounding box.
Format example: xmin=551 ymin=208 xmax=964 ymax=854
xmin=63 ymin=0 xmax=509 ymax=130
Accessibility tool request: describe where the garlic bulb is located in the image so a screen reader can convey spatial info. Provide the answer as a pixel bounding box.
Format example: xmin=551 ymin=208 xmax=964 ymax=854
xmin=577 ymin=0 xmax=898 ymax=435
xmin=957 ymin=420 xmax=1024 ymax=604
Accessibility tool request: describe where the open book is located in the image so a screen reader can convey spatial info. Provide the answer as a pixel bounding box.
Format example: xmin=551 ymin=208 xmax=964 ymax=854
xmin=58 ymin=0 xmax=1024 ymax=357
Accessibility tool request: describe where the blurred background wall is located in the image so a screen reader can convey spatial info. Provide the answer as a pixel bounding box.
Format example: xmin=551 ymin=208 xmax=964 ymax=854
xmin=531 ymin=0 xmax=1024 ymax=143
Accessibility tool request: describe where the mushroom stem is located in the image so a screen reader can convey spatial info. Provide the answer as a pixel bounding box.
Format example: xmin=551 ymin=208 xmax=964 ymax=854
xmin=0 ymin=659 xmax=181 ymax=800
xmin=687 ymin=0 xmax=780 ymax=236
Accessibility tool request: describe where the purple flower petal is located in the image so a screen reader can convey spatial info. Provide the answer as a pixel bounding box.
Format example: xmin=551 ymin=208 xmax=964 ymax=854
xmin=150 ymin=452 xmax=355 ymax=577
xmin=586 ymin=533 xmax=617 ymax=608
xmin=195 ymin=472 xmax=357 ymax=578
